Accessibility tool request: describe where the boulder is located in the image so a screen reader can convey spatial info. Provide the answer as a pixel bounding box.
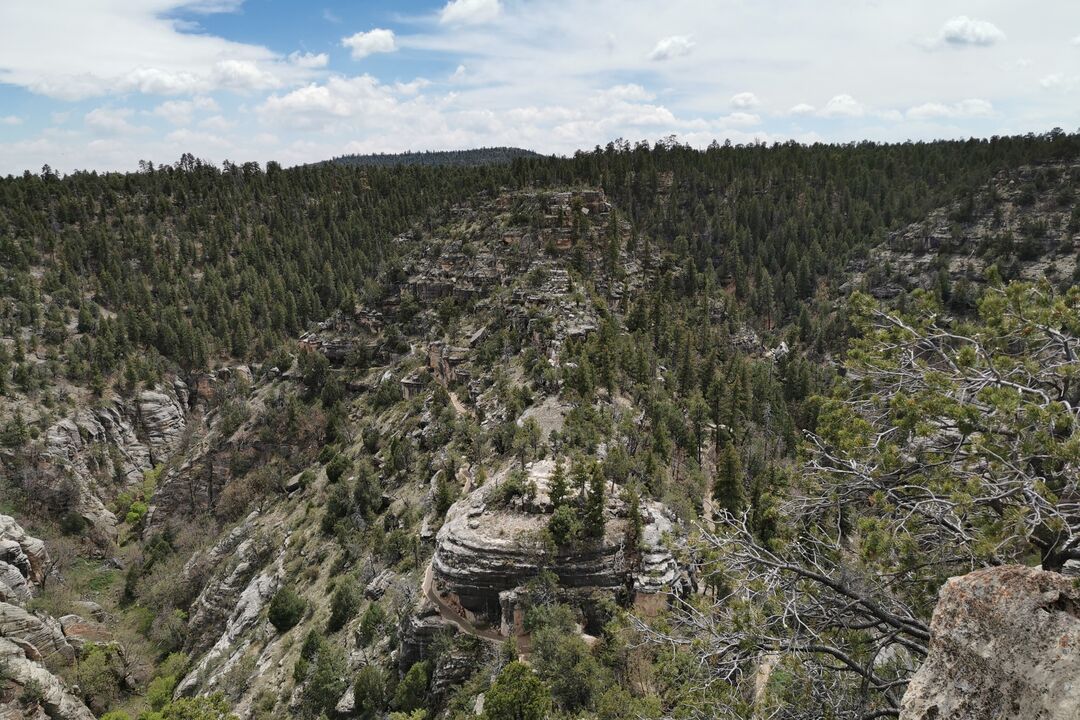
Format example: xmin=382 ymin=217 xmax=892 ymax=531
xmin=0 ymin=515 xmax=48 ymax=584
xmin=0 ymin=560 xmax=31 ymax=603
xmin=900 ymin=565 xmax=1080 ymax=720
xmin=0 ymin=601 xmax=76 ymax=666
xmin=58 ymin=614 xmax=113 ymax=652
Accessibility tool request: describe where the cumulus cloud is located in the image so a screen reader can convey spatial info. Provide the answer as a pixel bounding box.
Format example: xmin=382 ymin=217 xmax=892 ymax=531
xmin=730 ymin=92 xmax=760 ymax=109
xmin=934 ymin=16 xmax=1006 ymax=47
xmin=0 ymin=0 xmax=310 ymax=100
xmin=152 ymin=97 xmax=219 ymax=125
xmin=288 ymin=51 xmax=329 ymax=69
xmin=440 ymin=0 xmax=501 ymax=25
xmin=649 ymin=35 xmax=694 ymax=61
xmin=906 ymin=98 xmax=993 ymax=119
xmin=789 ymin=103 xmax=815 ymax=116
xmin=85 ymin=107 xmax=144 ymax=134
xmin=342 ymin=29 xmax=397 ymax=59
xmin=819 ymin=94 xmax=864 ymax=118
xmin=0 ymin=115 xmax=22 ymax=126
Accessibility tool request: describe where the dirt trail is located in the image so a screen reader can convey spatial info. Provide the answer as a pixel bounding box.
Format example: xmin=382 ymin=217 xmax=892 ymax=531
xmin=422 ymin=562 xmax=504 ymax=642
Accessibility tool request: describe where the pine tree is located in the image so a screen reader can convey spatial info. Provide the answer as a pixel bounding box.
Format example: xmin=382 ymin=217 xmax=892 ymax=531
xmin=713 ymin=439 xmax=745 ymax=514
xmin=585 ymin=463 xmax=606 ymax=538
xmin=548 ymin=459 xmax=568 ymax=508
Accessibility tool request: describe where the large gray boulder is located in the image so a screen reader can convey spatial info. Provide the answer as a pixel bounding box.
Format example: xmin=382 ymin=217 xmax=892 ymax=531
xmin=901 ymin=565 xmax=1080 ymax=720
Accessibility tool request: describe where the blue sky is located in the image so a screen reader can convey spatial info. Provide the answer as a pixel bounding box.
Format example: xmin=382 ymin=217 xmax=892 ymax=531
xmin=0 ymin=0 xmax=1078 ymax=174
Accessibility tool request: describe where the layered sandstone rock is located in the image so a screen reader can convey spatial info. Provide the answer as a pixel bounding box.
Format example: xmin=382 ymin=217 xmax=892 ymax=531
xmin=432 ymin=460 xmax=686 ymax=620
xmin=900 ymin=565 xmax=1080 ymax=720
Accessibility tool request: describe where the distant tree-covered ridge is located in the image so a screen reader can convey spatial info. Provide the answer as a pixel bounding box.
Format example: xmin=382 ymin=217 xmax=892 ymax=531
xmin=324 ymin=146 xmax=542 ymax=168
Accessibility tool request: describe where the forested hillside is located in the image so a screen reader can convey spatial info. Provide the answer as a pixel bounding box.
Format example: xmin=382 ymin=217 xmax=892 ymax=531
xmin=0 ymin=131 xmax=1078 ymax=720
xmin=326 ymin=148 xmax=541 ymax=168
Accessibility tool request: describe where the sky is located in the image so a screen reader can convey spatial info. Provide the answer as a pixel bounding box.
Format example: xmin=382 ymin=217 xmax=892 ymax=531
xmin=0 ymin=0 xmax=1077 ymax=174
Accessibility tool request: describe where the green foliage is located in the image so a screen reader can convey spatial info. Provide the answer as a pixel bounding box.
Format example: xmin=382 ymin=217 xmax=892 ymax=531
xmin=393 ymin=660 xmax=431 ymax=713
xmin=483 ymin=661 xmax=552 ymax=720
xmin=144 ymin=694 xmax=238 ymax=720
xmin=547 ymin=504 xmax=583 ymax=547
xmin=357 ymin=602 xmax=386 ymax=646
xmin=353 ymin=664 xmax=388 ymax=720
xmin=325 ymin=453 xmax=352 ymax=484
xmin=712 ymin=439 xmax=744 ymax=514
xmin=327 ymin=576 xmax=362 ymax=631
xmin=267 ymin=584 xmax=306 ymax=632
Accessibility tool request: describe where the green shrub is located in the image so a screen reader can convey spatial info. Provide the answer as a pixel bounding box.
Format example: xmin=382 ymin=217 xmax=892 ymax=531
xmin=393 ymin=660 xmax=430 ymax=713
xmin=326 ymin=454 xmax=352 ymax=484
xmin=267 ymin=585 xmax=306 ymax=632
xmin=484 ymin=661 xmax=551 ymax=720
xmin=357 ymin=602 xmax=386 ymax=646
xmin=327 ymin=576 xmax=361 ymax=631
xmin=353 ymin=664 xmax=388 ymax=720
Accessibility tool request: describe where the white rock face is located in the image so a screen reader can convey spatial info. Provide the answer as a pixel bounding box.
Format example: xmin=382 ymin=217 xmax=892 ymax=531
xmin=432 ymin=460 xmax=686 ymax=618
xmin=38 ymin=382 xmax=188 ymax=538
xmin=901 ymin=565 xmax=1080 ymax=720
xmin=0 ymin=637 xmax=94 ymax=720
xmin=0 ymin=601 xmax=76 ymax=666
xmin=0 ymin=515 xmax=49 ymax=583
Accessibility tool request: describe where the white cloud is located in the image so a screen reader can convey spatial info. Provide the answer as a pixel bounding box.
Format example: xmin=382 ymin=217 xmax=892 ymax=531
xmin=1039 ymin=73 xmax=1076 ymax=90
xmin=649 ymin=35 xmax=695 ymax=61
xmin=450 ymin=64 xmax=468 ymax=82
xmin=288 ymin=51 xmax=329 ymax=69
xmin=1072 ymin=34 xmax=1080 ymax=46
xmin=0 ymin=0 xmax=312 ymax=100
xmin=730 ymin=92 xmax=760 ymax=109
xmin=342 ymin=29 xmax=397 ymax=60
xmin=199 ymin=115 xmax=234 ymax=131
xmin=720 ymin=112 xmax=760 ymax=127
xmin=85 ymin=107 xmax=144 ymax=134
xmin=0 ymin=115 xmax=22 ymax=126
xmin=906 ymin=98 xmax=993 ymax=119
xmin=819 ymin=94 xmax=864 ymax=118
xmin=153 ymin=97 xmax=219 ymax=125
xmin=440 ymin=0 xmax=502 ymax=25
xmin=789 ymin=103 xmax=815 ymax=116
xmin=934 ymin=16 xmax=1005 ymax=48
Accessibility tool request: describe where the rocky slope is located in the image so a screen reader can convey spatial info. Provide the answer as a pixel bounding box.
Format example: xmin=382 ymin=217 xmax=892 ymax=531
xmin=857 ymin=161 xmax=1080 ymax=300
xmin=0 ymin=516 xmax=94 ymax=720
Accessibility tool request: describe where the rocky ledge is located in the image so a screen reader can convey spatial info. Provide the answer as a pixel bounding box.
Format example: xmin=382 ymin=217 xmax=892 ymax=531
xmin=900 ymin=564 xmax=1080 ymax=720
xmin=432 ymin=459 xmax=686 ymax=621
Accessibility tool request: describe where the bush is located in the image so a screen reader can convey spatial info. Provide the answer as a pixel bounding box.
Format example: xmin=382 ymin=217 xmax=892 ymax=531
xmin=353 ymin=664 xmax=388 ymax=720
xmin=393 ymin=660 xmax=431 ymax=713
xmin=147 ymin=674 xmax=178 ymax=711
xmin=328 ymin=576 xmax=361 ymax=632
xmin=547 ymin=504 xmax=582 ymax=547
xmin=484 ymin=661 xmax=551 ymax=720
xmin=326 ymin=454 xmax=352 ymax=484
xmin=357 ymin=602 xmax=386 ymax=646
xmin=268 ymin=585 xmax=306 ymax=632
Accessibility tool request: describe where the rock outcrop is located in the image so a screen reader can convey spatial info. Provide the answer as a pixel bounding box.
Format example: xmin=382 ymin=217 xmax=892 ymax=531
xmin=432 ymin=460 xmax=686 ymax=621
xmin=0 ymin=637 xmax=94 ymax=720
xmin=0 ymin=517 xmax=95 ymax=719
xmin=36 ymin=382 xmax=188 ymax=539
xmin=0 ymin=602 xmax=76 ymax=667
xmin=900 ymin=565 xmax=1080 ymax=720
